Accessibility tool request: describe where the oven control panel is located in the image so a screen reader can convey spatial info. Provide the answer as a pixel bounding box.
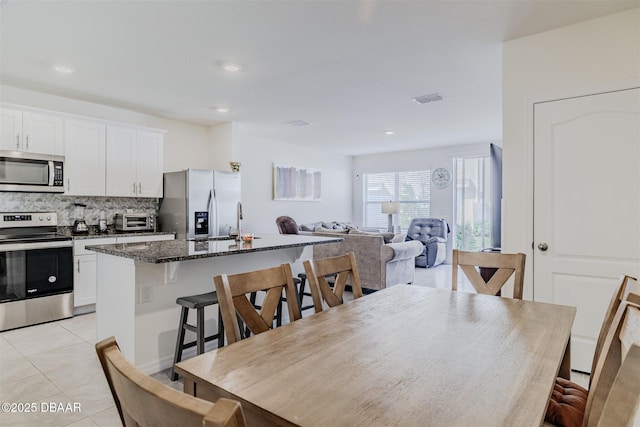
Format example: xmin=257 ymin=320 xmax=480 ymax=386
xmin=0 ymin=212 xmax=58 ymax=228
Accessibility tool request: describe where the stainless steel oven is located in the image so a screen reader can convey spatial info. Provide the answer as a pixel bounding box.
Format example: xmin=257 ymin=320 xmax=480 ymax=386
xmin=0 ymin=212 xmax=73 ymax=331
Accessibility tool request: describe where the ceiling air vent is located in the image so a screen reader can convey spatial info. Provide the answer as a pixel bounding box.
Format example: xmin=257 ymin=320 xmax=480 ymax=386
xmin=286 ymin=120 xmax=311 ymax=127
xmin=412 ymin=93 xmax=444 ymax=104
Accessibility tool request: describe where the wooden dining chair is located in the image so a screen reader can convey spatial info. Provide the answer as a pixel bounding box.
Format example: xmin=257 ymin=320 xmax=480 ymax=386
xmin=590 ymin=275 xmax=639 ymax=383
xmin=545 ymin=301 xmax=640 ymax=427
xmin=214 ymin=263 xmax=301 ymax=345
xmin=303 ymin=252 xmax=364 ymax=313
xmin=451 ymin=249 xmax=526 ymax=299
xmin=95 ymin=336 xmax=246 ymax=427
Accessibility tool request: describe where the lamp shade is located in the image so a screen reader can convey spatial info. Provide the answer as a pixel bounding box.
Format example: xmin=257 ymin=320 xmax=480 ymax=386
xmin=381 ymin=201 xmax=400 ymax=215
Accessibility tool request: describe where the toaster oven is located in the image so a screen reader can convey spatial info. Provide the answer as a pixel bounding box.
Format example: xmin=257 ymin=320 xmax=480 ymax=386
xmin=114 ymin=213 xmax=155 ymax=232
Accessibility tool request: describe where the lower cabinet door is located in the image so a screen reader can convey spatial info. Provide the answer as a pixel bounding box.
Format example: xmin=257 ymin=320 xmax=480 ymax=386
xmin=74 ymin=254 xmax=97 ymax=307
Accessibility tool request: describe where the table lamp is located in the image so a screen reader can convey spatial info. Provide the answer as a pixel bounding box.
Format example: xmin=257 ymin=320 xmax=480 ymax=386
xmin=381 ymin=201 xmax=400 ymax=233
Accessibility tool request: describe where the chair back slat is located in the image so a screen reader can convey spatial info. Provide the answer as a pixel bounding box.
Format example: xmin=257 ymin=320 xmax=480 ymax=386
xmin=95 ymin=337 xmax=246 ymax=427
xmin=591 ymin=275 xmax=638 ymax=381
xmin=452 ymin=250 xmax=526 ymax=299
xmin=214 ymin=263 xmax=301 ymax=345
xmin=584 ymin=302 xmax=640 ymax=426
xmin=232 ymin=294 xmax=273 ymax=335
xmin=303 ymin=252 xmax=363 ymax=313
xmin=317 ymin=275 xmax=344 ymax=307
xmin=623 ymin=276 xmax=640 ymax=304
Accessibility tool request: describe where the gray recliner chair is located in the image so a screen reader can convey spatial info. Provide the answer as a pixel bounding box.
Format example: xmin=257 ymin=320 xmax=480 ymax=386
xmin=404 ymin=218 xmax=449 ymax=268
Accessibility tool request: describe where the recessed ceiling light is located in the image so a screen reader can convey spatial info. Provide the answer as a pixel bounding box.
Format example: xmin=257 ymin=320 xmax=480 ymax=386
xmin=53 ymin=64 xmax=75 ymax=74
xmin=384 ymin=130 xmax=395 ymax=135
xmin=214 ymin=107 xmax=231 ymax=113
xmin=412 ymin=93 xmax=444 ymax=104
xmin=222 ymin=63 xmax=242 ymax=72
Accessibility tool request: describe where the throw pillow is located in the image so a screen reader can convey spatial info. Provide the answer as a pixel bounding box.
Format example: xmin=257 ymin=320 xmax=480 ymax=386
xmin=314 ymin=226 xmax=349 ymax=234
xmin=300 ymin=222 xmax=322 ymax=232
xmin=348 ymin=229 xmax=395 ymax=243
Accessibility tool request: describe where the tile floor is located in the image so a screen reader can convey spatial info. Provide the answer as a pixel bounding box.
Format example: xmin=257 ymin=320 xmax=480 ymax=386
xmin=0 ymin=265 xmax=588 ymax=426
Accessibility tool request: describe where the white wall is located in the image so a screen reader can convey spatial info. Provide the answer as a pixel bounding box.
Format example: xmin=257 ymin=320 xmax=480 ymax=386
xmin=234 ymin=124 xmax=353 ymax=235
xmin=0 ymin=85 xmax=212 ymax=172
xmin=502 ymin=9 xmax=640 ymax=298
xmin=208 ymin=122 xmax=235 ymax=171
xmin=353 ymin=142 xmax=490 ymax=262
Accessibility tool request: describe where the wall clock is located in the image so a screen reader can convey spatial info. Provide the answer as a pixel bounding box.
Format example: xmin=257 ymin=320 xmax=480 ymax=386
xmin=432 ymin=167 xmax=452 ymax=189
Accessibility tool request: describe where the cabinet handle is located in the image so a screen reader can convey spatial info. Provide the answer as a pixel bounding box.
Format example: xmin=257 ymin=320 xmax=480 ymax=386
xmin=26 ymin=135 xmax=29 ymax=150
xmin=132 ymin=182 xmax=136 ymax=194
xmin=16 ymin=135 xmax=20 ymax=150
xmin=77 ymin=259 xmax=80 ymax=273
xmin=138 ymin=182 xmax=142 ymax=195
xmin=67 ymin=178 xmax=70 ymax=192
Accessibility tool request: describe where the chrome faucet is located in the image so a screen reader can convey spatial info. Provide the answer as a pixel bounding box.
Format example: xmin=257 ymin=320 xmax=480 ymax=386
xmin=236 ymin=201 xmax=243 ymax=240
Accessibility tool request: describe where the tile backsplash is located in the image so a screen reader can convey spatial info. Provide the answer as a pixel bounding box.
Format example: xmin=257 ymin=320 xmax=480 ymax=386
xmin=0 ymin=193 xmax=159 ymax=226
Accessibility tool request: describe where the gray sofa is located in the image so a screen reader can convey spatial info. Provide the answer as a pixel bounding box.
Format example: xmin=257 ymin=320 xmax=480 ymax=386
xmin=309 ymin=230 xmax=423 ymax=291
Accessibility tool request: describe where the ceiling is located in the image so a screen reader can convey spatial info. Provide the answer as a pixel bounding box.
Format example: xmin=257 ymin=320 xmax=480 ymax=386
xmin=1 ymin=1 xmax=638 ymax=156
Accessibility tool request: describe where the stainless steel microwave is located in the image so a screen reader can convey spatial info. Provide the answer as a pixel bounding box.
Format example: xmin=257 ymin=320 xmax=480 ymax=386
xmin=0 ymin=150 xmax=64 ymax=193
xmin=114 ymin=213 xmax=156 ymax=232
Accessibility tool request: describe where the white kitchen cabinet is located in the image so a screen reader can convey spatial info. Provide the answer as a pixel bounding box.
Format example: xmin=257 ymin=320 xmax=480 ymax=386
xmin=0 ymin=106 xmax=64 ymax=155
xmin=106 ymin=125 xmax=164 ymax=197
xmin=64 ymin=118 xmax=106 ymax=196
xmin=73 ymin=234 xmax=174 ymax=310
xmin=74 ymin=237 xmax=116 ymax=308
xmin=135 ymin=130 xmax=164 ymax=197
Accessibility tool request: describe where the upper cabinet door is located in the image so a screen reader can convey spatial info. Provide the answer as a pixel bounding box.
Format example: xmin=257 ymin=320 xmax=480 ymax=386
xmin=106 ymin=125 xmax=138 ymax=197
xmin=0 ymin=108 xmax=23 ymax=151
xmin=65 ymin=118 xmax=106 ymax=196
xmin=136 ymin=130 xmax=164 ymax=197
xmin=22 ymin=111 xmax=64 ymax=155
xmin=0 ymin=107 xmax=64 ymax=155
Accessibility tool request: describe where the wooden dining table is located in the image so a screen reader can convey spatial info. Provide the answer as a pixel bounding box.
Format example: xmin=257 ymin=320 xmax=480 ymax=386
xmin=175 ymin=285 xmax=576 ymax=427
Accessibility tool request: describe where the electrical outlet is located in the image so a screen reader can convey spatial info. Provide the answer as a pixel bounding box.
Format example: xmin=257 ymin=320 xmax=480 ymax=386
xmin=139 ymin=286 xmax=152 ymax=304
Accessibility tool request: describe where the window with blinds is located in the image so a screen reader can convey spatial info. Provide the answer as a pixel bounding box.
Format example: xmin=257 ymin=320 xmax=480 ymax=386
xmin=363 ymin=170 xmax=431 ymax=231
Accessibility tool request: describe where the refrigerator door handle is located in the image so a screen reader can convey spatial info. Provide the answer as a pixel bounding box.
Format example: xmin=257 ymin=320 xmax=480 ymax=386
xmin=209 ymin=189 xmax=216 ymax=238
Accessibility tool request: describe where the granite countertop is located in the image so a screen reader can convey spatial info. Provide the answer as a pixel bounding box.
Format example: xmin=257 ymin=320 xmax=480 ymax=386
xmin=57 ymin=225 xmax=175 ymax=240
xmin=85 ymin=233 xmax=342 ymax=263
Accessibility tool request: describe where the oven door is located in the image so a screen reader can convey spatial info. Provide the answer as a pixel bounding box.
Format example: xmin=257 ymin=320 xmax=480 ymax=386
xmin=0 ymin=240 xmax=73 ymax=302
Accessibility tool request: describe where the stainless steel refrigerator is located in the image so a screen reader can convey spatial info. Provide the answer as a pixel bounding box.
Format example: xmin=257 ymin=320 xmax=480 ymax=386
xmin=159 ymin=169 xmax=241 ymax=240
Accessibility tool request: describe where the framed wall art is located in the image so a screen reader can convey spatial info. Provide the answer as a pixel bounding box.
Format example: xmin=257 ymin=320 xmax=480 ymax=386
xmin=273 ymin=164 xmax=321 ymax=201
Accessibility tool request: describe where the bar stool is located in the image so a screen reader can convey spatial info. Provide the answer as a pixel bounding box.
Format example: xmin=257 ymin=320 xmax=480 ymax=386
xmin=170 ymin=291 xmax=224 ymax=381
xmin=273 ymin=273 xmax=313 ymax=327
xmin=295 ymin=273 xmax=315 ymax=313
xmin=274 ymin=217 xmax=314 ymax=315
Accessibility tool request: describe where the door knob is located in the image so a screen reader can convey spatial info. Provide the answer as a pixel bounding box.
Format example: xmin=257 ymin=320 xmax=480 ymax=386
xmin=537 ymin=243 xmax=549 ymax=251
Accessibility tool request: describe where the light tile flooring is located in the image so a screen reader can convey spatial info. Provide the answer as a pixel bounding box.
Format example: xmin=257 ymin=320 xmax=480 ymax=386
xmin=0 ymin=265 xmax=588 ymax=426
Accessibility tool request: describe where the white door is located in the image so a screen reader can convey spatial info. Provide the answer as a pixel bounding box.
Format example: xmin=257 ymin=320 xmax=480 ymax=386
xmin=533 ymin=88 xmax=640 ymax=373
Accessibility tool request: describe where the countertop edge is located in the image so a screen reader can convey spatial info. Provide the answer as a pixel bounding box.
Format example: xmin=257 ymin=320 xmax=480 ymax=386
xmin=66 ymin=231 xmax=175 ymax=240
xmin=86 ymin=235 xmax=343 ymax=263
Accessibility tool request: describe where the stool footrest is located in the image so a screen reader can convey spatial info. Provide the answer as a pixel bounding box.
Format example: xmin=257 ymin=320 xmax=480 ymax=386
xmin=181 ymin=333 xmax=221 ymax=350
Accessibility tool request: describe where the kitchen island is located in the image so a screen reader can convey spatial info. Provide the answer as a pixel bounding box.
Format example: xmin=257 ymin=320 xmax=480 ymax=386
xmin=87 ymin=234 xmax=341 ymax=373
